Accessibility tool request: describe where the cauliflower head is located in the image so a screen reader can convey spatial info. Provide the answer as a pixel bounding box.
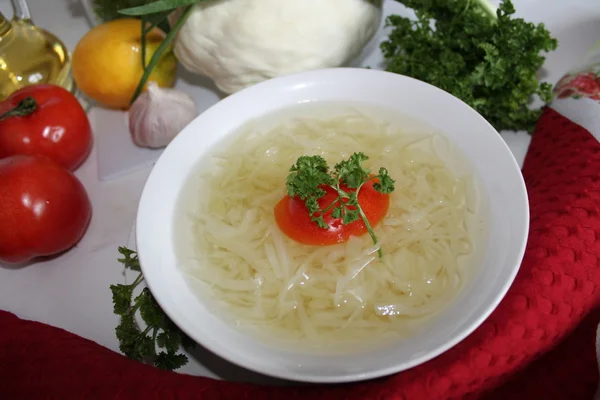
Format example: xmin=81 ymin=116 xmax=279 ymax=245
xmin=173 ymin=0 xmax=383 ymax=94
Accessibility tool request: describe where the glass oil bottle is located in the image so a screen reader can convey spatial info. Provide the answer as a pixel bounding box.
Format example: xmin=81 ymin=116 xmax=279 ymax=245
xmin=0 ymin=0 xmax=74 ymax=100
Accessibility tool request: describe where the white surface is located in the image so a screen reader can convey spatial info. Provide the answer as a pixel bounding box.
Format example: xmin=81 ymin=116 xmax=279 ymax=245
xmin=93 ymin=70 xmax=223 ymax=181
xmin=137 ymin=68 xmax=529 ymax=383
xmin=0 ymin=0 xmax=598 ymax=383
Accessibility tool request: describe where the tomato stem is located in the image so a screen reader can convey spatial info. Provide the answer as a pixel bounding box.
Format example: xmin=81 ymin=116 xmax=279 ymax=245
xmin=0 ymin=96 xmax=37 ymax=120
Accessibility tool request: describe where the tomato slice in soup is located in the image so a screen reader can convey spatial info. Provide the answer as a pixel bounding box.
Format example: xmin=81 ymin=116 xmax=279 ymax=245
xmin=274 ymin=180 xmax=390 ymax=246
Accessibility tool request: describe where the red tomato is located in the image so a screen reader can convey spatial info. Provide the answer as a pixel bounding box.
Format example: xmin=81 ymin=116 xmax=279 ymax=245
xmin=274 ymin=181 xmax=389 ymax=246
xmin=0 ymin=84 xmax=93 ymax=171
xmin=0 ymin=155 xmax=92 ymax=265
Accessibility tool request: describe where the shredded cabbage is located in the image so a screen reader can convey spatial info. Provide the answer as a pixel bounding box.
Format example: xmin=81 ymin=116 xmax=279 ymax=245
xmin=176 ymin=107 xmax=480 ymax=352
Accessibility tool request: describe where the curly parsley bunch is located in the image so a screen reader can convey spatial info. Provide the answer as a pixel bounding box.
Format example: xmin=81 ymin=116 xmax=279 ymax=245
xmin=382 ymin=0 xmax=558 ymax=133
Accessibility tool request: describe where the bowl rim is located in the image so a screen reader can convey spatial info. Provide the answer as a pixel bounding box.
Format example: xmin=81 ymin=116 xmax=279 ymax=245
xmin=136 ymin=67 xmax=529 ymax=383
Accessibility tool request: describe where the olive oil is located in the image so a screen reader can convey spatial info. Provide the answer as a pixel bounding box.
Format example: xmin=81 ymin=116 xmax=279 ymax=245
xmin=0 ymin=0 xmax=74 ymax=100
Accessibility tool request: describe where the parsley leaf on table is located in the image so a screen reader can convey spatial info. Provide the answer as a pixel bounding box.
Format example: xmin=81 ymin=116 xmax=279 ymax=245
xmin=110 ymin=246 xmax=195 ymax=370
xmin=382 ymin=0 xmax=558 ymax=133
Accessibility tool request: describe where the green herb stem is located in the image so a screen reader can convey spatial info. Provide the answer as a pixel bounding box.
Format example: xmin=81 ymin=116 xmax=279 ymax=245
xmin=151 ymin=328 xmax=159 ymax=355
xmin=140 ymin=10 xmax=174 ymax=70
xmin=130 ymin=272 xmax=144 ymax=289
xmin=129 ymin=5 xmax=194 ymax=105
xmin=330 ymin=183 xmax=382 ymax=258
xmin=119 ymin=0 xmax=202 ymax=16
xmin=475 ymin=0 xmax=498 ymax=20
xmin=357 ymin=204 xmax=382 ymax=258
xmin=319 ymin=196 xmax=342 ymax=215
xmin=92 ymin=0 xmax=151 ymax=22
xmin=286 ymin=153 xmax=394 ymax=257
xmin=111 ymin=247 xmax=193 ymax=370
xmin=141 ymin=16 xmax=147 ymax=69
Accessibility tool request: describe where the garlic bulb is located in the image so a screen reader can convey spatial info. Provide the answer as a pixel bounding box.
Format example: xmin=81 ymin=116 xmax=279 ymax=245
xmin=128 ymin=82 xmax=199 ymax=149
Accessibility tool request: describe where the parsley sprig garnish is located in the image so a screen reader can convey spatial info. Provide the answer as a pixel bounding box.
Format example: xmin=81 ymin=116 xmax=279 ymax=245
xmin=382 ymin=0 xmax=558 ymax=133
xmin=110 ymin=246 xmax=195 ymax=370
xmin=286 ymin=152 xmax=395 ymax=257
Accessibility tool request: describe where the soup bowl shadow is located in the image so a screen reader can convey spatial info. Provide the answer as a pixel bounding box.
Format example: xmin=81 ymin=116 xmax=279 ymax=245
xmin=186 ymin=344 xmax=313 ymax=386
xmin=135 ymin=67 xmax=529 ymax=384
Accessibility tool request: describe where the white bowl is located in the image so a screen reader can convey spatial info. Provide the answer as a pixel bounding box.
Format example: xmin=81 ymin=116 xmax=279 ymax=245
xmin=136 ymin=68 xmax=529 ymax=383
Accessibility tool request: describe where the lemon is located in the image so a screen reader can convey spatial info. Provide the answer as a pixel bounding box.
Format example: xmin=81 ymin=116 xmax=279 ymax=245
xmin=72 ymin=18 xmax=177 ymax=110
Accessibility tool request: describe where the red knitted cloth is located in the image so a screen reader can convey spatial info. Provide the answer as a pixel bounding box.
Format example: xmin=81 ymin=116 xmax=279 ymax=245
xmin=1 ymin=107 xmax=599 ymax=399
